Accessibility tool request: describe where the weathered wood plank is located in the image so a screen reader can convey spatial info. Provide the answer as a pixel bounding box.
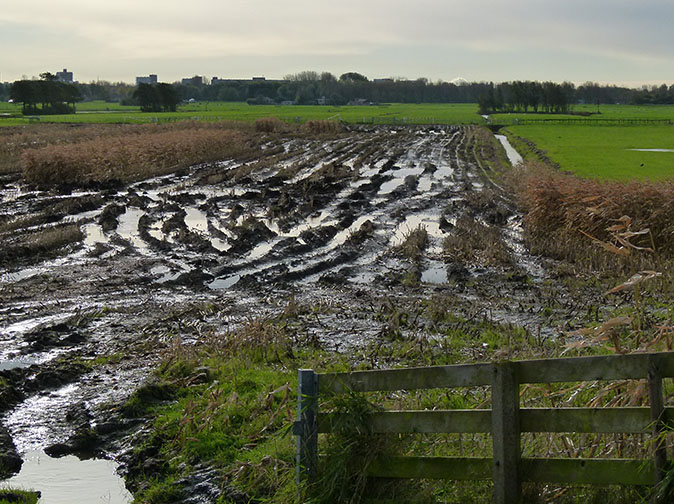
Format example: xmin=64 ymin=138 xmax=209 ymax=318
xmin=648 ymin=355 xmax=667 ymax=484
xmin=492 ymin=362 xmax=520 ymax=504
xmin=317 ymin=352 xmax=674 ymax=393
xmin=520 ymin=458 xmax=657 ymax=486
xmin=515 ymin=352 xmax=674 ymax=383
xmin=296 ymin=369 xmax=318 ymax=484
xmin=367 ymin=456 xmax=492 ymax=480
xmin=318 ymin=363 xmax=493 ymax=394
xmin=319 ymin=407 xmax=674 ymax=434
xmin=520 ymin=407 xmax=657 ymax=433
xmin=318 ymin=410 xmax=492 ymax=434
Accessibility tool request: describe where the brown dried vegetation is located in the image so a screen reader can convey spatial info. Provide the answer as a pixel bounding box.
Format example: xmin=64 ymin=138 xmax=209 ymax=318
xmin=514 ymin=163 xmax=674 ymax=269
xmin=21 ymin=126 xmax=256 ymax=186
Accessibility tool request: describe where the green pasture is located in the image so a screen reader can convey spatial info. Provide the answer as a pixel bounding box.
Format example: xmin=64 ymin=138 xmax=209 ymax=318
xmin=507 ymin=124 xmax=674 ymax=180
xmin=0 ymin=101 xmax=484 ymax=126
xmin=491 ymin=104 xmax=674 ymax=123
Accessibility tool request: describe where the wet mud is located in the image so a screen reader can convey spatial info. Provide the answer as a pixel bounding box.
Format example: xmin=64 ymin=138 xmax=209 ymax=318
xmin=0 ymin=125 xmax=584 ymax=499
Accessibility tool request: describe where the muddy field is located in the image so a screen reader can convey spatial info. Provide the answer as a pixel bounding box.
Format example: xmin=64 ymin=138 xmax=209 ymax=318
xmin=0 ymin=125 xmax=589 ymax=500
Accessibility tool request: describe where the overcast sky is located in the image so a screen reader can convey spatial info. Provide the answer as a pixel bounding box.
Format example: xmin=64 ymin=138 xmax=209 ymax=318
xmin=1 ymin=0 xmax=673 ymax=86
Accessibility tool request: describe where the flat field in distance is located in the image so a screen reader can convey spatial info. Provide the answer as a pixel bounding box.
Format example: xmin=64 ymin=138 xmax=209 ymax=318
xmin=0 ymin=101 xmax=484 ymax=126
xmin=491 ymin=104 xmax=674 ymax=122
xmin=507 ymin=124 xmax=674 ymax=180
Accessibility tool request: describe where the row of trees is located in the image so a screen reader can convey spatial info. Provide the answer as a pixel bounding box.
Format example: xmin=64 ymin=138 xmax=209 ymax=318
xmin=9 ymin=73 xmax=82 ymax=114
xmin=5 ymin=72 xmax=674 ymax=113
xmin=132 ymin=83 xmax=180 ymax=112
xmin=478 ymin=81 xmax=576 ymax=114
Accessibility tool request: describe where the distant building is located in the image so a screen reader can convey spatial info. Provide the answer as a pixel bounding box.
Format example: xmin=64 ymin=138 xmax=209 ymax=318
xmin=136 ymin=74 xmax=158 ymax=85
xmin=252 ymin=76 xmax=266 ymax=81
xmin=181 ymin=76 xmax=205 ymax=86
xmin=56 ymin=68 xmax=73 ymax=83
xmin=211 ymin=77 xmax=221 ymax=85
xmin=373 ymin=78 xmax=393 ymax=83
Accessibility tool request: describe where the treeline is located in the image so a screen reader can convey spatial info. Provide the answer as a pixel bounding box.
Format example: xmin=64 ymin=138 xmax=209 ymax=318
xmin=132 ymin=83 xmax=180 ymax=112
xmin=178 ymin=72 xmax=493 ymax=105
xmin=478 ymin=81 xmax=576 ymax=114
xmin=9 ymin=73 xmax=82 ymax=114
xmin=4 ymin=72 xmax=674 ymax=111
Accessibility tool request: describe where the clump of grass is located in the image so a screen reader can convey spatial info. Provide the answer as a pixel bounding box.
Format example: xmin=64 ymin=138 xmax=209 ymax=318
xmin=442 ymin=214 xmax=512 ymax=266
xmin=0 ymin=224 xmax=83 ymax=262
xmin=21 ymin=127 xmax=254 ymax=186
xmin=254 ymin=116 xmax=290 ymax=133
xmin=394 ymin=224 xmax=428 ymax=261
xmin=302 ymin=120 xmax=343 ymax=136
xmin=0 ymin=489 xmax=40 ymax=504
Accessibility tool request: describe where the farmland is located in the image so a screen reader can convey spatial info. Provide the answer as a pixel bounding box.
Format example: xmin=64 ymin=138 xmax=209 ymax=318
xmin=506 ymin=124 xmax=674 ymax=180
xmin=0 ymin=101 xmax=484 ymax=126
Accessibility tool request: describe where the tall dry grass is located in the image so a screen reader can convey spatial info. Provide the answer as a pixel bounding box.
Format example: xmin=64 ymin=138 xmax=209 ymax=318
xmin=514 ymin=163 xmax=674 ymax=265
xmin=1 ymin=121 xmax=253 ymax=177
xmin=21 ymin=126 xmax=256 ymax=186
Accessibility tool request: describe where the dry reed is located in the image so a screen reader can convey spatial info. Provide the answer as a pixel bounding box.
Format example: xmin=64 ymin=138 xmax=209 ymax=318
xmin=21 ymin=127 xmax=255 ymax=186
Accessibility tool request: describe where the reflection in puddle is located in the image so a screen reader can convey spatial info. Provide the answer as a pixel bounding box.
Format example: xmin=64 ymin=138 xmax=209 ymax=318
xmin=495 ymin=135 xmax=523 ymax=166
xmin=628 ymin=148 xmax=674 ymax=153
xmin=2 ymin=450 xmax=132 ymax=504
xmin=116 ymin=208 xmax=149 ymax=252
xmin=208 ymin=274 xmax=241 ymax=290
xmin=184 ymin=207 xmax=209 ymax=233
xmin=82 ymin=223 xmax=107 ymax=246
xmin=421 ymin=262 xmax=448 ymax=284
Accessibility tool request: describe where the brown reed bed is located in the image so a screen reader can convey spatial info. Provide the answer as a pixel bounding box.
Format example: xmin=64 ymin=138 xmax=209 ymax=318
xmin=21 ymin=126 xmax=257 ymax=186
xmin=512 ymin=163 xmax=674 ymax=270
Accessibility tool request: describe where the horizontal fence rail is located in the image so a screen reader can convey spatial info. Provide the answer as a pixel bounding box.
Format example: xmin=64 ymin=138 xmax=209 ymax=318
xmin=295 ymin=352 xmax=674 ymax=503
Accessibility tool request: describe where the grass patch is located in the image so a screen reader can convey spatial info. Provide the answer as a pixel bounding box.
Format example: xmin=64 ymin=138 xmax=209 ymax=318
xmin=0 ymin=224 xmax=84 ymax=263
xmin=443 ymin=215 xmax=512 ymax=267
xmin=0 ymin=489 xmax=40 ymax=504
xmin=506 ymin=125 xmax=674 ymax=180
xmin=0 ymin=102 xmax=484 ymax=127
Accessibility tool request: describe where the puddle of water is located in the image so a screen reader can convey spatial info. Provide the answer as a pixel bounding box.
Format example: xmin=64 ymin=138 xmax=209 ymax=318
xmin=184 ymin=207 xmax=209 ymax=233
xmin=1 ymin=267 xmax=42 ymax=283
xmin=2 ymin=450 xmax=132 ymax=504
xmin=377 ymin=166 xmax=425 ymax=195
xmin=421 ymin=262 xmax=448 ymax=284
xmin=0 ymin=356 xmax=40 ymax=371
xmin=116 ymin=208 xmax=149 ymax=252
xmin=82 ymin=223 xmax=108 ymax=246
xmin=208 ymin=274 xmax=241 ymax=290
xmin=627 ymin=148 xmax=674 ymax=153
xmin=495 ymin=134 xmax=523 ymax=166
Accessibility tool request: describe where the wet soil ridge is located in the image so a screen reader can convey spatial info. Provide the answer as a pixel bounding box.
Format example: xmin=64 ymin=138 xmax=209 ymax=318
xmin=0 ymin=125 xmax=560 ymax=498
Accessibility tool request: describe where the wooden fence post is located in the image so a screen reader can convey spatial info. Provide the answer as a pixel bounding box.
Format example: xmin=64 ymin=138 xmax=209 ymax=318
xmin=296 ymin=369 xmax=318 ymax=487
xmin=492 ymin=362 xmax=521 ymax=504
xmin=648 ymin=355 xmax=667 ymax=485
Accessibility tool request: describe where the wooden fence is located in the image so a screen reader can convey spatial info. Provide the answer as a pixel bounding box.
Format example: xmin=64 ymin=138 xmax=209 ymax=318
xmin=294 ymin=352 xmax=674 ymax=503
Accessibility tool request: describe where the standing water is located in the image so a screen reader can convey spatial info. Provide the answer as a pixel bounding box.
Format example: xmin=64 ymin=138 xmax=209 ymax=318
xmin=2 ymin=451 xmax=132 ymax=503
xmin=495 ymin=134 xmax=523 ymax=166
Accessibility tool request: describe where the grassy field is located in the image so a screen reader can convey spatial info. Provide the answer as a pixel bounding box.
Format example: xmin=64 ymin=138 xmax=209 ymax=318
xmin=491 ymin=104 xmax=674 ymax=122
xmin=0 ymin=101 xmax=484 ymax=126
xmin=507 ymin=124 xmax=674 ymax=180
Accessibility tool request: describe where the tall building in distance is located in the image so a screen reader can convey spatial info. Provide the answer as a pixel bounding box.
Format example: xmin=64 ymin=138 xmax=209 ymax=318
xmin=56 ymin=68 xmax=73 ymax=83
xmin=136 ymin=74 xmax=158 ymax=85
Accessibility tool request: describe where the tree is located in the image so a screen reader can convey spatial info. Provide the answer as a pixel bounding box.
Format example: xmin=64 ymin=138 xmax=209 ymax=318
xmin=339 ymin=72 xmax=368 ymax=82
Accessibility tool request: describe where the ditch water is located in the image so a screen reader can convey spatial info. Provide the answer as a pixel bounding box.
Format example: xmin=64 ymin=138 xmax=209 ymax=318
xmin=495 ymin=134 xmax=523 ymax=166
